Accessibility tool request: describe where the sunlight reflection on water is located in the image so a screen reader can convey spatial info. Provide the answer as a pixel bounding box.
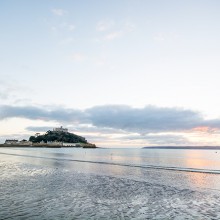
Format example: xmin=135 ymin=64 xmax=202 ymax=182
xmin=1 ymin=147 xmax=220 ymax=191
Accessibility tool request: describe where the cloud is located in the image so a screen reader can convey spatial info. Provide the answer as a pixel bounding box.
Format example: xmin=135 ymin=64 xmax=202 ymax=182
xmin=86 ymin=105 xmax=207 ymax=133
xmin=192 ymin=126 xmax=219 ymax=133
xmin=104 ymin=31 xmax=123 ymax=40
xmin=2 ymin=104 xmax=220 ymax=146
xmin=51 ymin=8 xmax=67 ymax=16
xmin=96 ymin=20 xmax=135 ymax=41
xmin=153 ymin=32 xmax=179 ymax=42
xmin=96 ymin=21 xmax=114 ymax=32
xmin=51 ymin=23 xmax=75 ymax=35
xmin=122 ymin=133 xmax=190 ymax=146
xmin=0 ymin=105 xmax=85 ymax=123
xmin=1 ymin=104 xmax=220 ymax=135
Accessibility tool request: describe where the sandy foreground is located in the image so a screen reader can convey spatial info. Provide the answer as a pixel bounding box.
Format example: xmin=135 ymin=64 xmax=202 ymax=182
xmin=1 ymin=160 xmax=220 ymax=220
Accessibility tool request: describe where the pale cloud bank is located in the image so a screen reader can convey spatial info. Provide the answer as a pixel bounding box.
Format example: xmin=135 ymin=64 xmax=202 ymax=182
xmin=1 ymin=104 xmax=220 ymax=134
xmin=96 ymin=20 xmax=135 ymax=41
xmin=51 ymin=8 xmax=67 ymax=16
xmin=0 ymin=105 xmax=84 ymax=123
xmin=51 ymin=23 xmax=75 ymax=34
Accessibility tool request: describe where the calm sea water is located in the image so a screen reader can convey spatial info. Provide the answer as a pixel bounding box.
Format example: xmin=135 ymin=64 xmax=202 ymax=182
xmin=2 ymin=147 xmax=220 ymax=219
xmin=2 ymin=147 xmax=220 ymax=191
xmin=1 ymin=147 xmax=220 ymax=172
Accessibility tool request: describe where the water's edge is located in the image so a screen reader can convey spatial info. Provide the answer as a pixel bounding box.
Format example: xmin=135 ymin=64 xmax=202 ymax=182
xmin=1 ymin=151 xmax=220 ymax=174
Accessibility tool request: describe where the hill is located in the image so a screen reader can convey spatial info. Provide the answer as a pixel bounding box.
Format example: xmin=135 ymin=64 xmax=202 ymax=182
xmin=29 ymin=130 xmax=88 ymax=144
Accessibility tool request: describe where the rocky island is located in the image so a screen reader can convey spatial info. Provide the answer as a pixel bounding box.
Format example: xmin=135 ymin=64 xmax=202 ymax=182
xmin=1 ymin=126 xmax=96 ymax=148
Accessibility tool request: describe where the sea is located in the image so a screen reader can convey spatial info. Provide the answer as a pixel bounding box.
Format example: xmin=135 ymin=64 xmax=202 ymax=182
xmin=1 ymin=147 xmax=220 ymax=219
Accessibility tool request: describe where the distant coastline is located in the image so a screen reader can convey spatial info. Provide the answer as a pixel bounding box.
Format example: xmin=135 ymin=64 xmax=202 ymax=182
xmin=143 ymin=146 xmax=220 ymax=150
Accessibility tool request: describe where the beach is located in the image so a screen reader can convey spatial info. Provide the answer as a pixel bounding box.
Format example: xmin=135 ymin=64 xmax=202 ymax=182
xmin=1 ymin=0 xmax=220 ymax=219
xmin=1 ymin=148 xmax=220 ymax=219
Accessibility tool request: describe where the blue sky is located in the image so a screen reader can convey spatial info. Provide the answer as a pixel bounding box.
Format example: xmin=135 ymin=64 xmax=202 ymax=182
xmin=1 ymin=0 xmax=220 ymax=147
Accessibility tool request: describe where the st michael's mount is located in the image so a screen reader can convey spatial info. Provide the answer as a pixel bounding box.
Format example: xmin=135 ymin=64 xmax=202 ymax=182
xmin=1 ymin=126 xmax=96 ymax=148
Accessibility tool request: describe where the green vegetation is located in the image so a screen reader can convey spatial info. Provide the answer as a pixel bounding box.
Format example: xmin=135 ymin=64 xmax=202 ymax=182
xmin=29 ymin=130 xmax=88 ymax=144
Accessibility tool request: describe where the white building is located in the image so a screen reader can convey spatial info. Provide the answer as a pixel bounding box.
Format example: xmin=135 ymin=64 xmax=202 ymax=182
xmin=47 ymin=141 xmax=63 ymax=146
xmin=63 ymin=142 xmax=77 ymax=147
xmin=53 ymin=126 xmax=68 ymax=133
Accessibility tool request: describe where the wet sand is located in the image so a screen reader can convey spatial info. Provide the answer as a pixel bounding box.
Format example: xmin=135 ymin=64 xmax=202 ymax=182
xmin=1 ymin=160 xmax=220 ymax=219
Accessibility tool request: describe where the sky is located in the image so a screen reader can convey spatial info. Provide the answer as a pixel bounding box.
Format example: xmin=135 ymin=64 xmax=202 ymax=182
xmin=1 ymin=0 xmax=220 ymax=147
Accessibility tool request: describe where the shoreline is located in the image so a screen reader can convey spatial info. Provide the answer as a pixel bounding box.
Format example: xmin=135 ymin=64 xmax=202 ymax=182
xmin=0 ymin=144 xmax=97 ymax=148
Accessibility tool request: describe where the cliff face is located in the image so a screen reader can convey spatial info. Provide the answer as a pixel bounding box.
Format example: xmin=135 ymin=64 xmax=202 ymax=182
xmin=29 ymin=130 xmax=88 ymax=144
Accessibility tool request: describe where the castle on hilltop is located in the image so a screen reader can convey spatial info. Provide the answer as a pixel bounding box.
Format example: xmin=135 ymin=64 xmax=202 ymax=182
xmin=53 ymin=126 xmax=68 ymax=133
xmin=2 ymin=125 xmax=96 ymax=148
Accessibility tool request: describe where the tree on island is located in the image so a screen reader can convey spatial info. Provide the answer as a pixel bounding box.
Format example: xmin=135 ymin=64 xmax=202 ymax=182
xmin=29 ymin=130 xmax=88 ymax=144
